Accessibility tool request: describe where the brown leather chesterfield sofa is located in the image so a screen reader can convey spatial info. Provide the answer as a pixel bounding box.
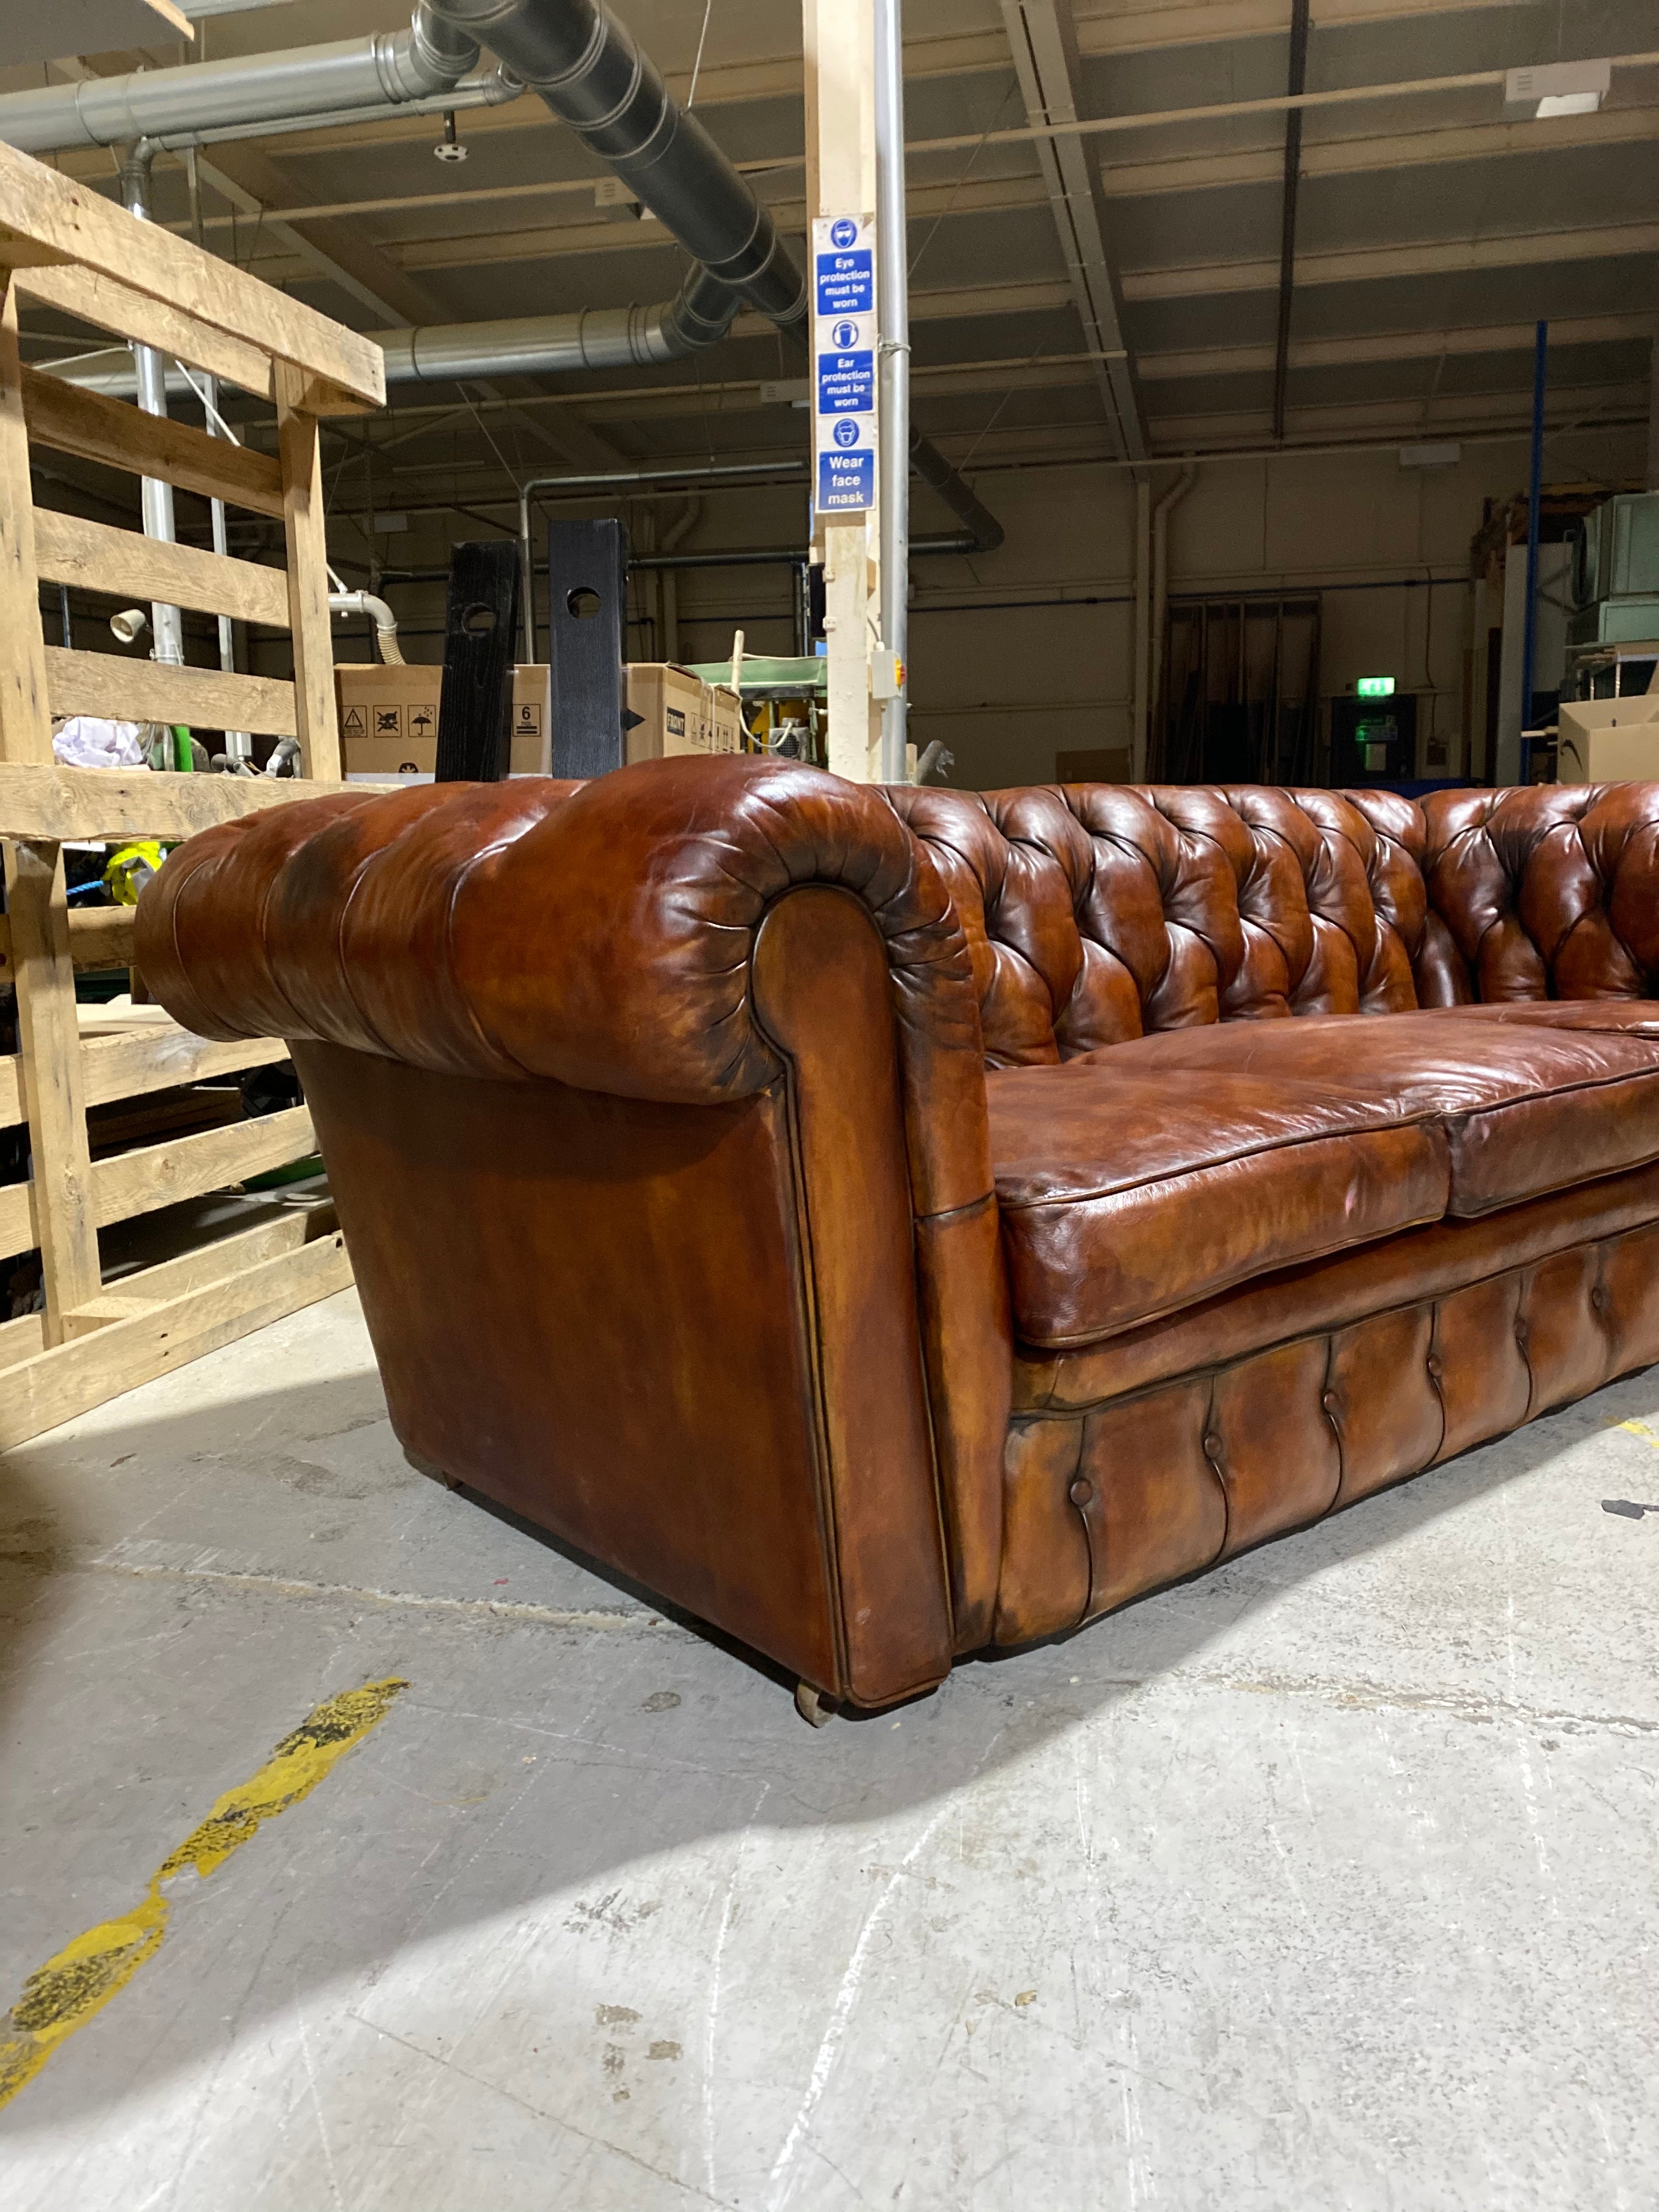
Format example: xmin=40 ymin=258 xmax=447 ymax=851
xmin=138 ymin=764 xmax=1659 ymax=1717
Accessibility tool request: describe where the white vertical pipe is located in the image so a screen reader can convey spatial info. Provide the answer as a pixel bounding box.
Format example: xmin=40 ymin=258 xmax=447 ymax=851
xmin=1131 ymin=472 xmax=1150 ymax=777
xmin=120 ymin=151 xmax=185 ymax=670
xmin=874 ymin=0 xmax=909 ymax=783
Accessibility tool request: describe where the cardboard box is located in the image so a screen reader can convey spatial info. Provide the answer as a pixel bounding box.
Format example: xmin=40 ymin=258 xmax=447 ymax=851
xmin=1558 ymin=697 xmax=1659 ymax=782
xmin=625 ymin=664 xmax=743 ymax=764
xmin=336 ymin=662 xmax=549 ymax=778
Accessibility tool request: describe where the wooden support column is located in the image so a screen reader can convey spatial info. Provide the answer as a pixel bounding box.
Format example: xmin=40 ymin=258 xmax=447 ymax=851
xmin=4 ymin=840 xmax=101 ymax=1340
xmin=275 ymin=360 xmax=341 ymax=782
xmin=804 ymin=0 xmax=883 ymax=784
xmin=0 ymin=275 xmax=52 ymax=769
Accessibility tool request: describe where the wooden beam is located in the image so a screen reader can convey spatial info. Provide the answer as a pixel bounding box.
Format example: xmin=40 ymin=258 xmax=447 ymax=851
xmin=274 ymin=362 xmax=342 ymax=782
xmin=45 ymin=645 xmax=300 ymax=738
xmin=1 ymin=904 xmax=139 ymax=985
xmin=0 ymin=140 xmax=384 ymax=411
xmin=0 ymin=1052 xmax=18 ymax=1128
xmin=2 ymin=840 xmax=102 ymax=1339
xmin=81 ymin=1022 xmax=286 ymax=1109
xmin=0 ymin=763 xmax=392 ymax=841
xmin=0 ymin=281 xmax=54 ymax=769
xmin=33 ymin=509 xmax=291 ymax=630
xmin=92 ymin=1104 xmax=316 ymax=1229
xmin=0 ymin=1227 xmax=351 ymax=1451
xmin=18 ymin=265 xmax=274 ymax=403
xmin=22 ymin=368 xmax=287 ymax=518
xmin=0 ymin=1307 xmax=46 ymax=1371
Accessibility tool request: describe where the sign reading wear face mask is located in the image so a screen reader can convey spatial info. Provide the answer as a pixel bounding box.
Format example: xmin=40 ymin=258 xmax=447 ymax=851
xmin=811 ymin=213 xmax=877 ymax=516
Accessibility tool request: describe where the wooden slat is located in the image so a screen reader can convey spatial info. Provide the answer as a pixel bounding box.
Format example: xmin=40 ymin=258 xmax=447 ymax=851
xmin=0 ymin=1307 xmax=46 ymax=1371
xmin=2 ymin=905 xmax=135 ymax=985
xmin=81 ymin=1022 xmax=287 ymax=1109
xmin=1 ymin=1051 xmax=19 ymax=1128
xmin=108 ymin=1201 xmax=337 ymax=1307
xmin=0 ymin=1102 xmax=316 ymax=1256
xmin=22 ymin=368 xmax=286 ymax=518
xmin=93 ymin=1104 xmax=316 ymax=1229
xmin=0 ymin=140 xmax=384 ymax=411
xmin=274 ymin=362 xmax=342 ymax=782
xmin=0 ymin=763 xmax=393 ymax=841
xmin=0 ymin=281 xmax=54 ymax=768
xmin=45 ymin=646 xmax=299 ymax=738
xmin=3 ymin=840 xmax=103 ymax=1338
xmin=0 ymin=1228 xmax=352 ymax=1451
xmin=34 ymin=509 xmax=290 ymax=630
xmin=19 ymin=265 xmax=275 ymax=403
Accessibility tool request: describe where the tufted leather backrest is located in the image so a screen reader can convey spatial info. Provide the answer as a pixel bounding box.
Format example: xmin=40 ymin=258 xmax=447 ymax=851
xmin=888 ymin=781 xmax=1659 ymax=1066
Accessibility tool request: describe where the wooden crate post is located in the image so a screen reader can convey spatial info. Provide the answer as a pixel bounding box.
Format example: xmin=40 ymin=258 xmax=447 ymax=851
xmin=275 ymin=362 xmax=341 ymax=782
xmin=3 ymin=839 xmax=101 ymax=1340
xmin=0 ymin=275 xmax=52 ymax=769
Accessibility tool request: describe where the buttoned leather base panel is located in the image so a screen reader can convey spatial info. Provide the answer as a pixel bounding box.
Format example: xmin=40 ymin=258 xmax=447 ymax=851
xmin=994 ymin=1215 xmax=1659 ymax=1647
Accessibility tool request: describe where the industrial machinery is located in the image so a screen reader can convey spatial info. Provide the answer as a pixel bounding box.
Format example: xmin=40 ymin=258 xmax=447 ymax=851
xmin=1567 ymin=491 xmax=1659 ymax=650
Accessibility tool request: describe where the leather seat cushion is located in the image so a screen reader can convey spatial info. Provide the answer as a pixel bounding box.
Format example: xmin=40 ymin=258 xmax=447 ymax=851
xmin=989 ymin=1062 xmax=1451 ymax=1346
xmin=1098 ymin=1008 xmax=1659 ymax=1218
xmin=990 ymin=1005 xmax=1659 ymax=1349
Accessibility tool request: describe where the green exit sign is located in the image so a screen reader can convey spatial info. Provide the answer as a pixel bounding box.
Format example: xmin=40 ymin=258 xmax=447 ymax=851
xmin=1356 ymin=675 xmax=1396 ymax=698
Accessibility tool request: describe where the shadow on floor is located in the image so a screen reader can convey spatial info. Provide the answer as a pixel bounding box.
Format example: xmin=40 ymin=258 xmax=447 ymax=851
xmin=0 ymin=1353 xmax=1651 ymax=2135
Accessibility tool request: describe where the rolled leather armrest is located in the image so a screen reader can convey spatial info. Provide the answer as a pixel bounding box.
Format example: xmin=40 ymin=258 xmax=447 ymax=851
xmin=136 ymin=760 xmax=986 ymax=1204
xmin=136 ymin=758 xmax=1012 ymax=1690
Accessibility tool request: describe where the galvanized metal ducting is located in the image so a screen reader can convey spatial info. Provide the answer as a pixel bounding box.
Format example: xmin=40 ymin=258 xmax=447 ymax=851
xmin=0 ymin=7 xmax=486 ymax=152
xmin=423 ymin=0 xmax=806 ymax=330
xmin=381 ymin=268 xmax=741 ymax=378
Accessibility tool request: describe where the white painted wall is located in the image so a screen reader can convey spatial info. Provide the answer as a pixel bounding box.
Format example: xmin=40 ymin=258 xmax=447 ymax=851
xmin=325 ymin=424 xmax=1644 ymax=792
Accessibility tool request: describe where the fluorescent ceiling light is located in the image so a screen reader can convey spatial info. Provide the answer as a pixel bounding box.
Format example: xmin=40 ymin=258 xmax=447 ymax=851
xmin=1400 ymin=443 xmax=1462 ymax=470
xmin=1504 ymin=59 xmax=1611 ymax=117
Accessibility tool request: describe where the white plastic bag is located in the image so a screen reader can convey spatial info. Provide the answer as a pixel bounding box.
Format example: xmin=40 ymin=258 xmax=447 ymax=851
xmin=52 ymin=715 xmax=150 ymax=770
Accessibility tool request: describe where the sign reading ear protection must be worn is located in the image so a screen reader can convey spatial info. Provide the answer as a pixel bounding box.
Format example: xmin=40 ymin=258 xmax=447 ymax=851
xmin=812 ymin=213 xmax=877 ymax=516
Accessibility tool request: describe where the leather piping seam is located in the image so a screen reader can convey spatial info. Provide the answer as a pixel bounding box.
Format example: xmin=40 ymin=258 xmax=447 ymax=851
xmin=1016 ymin=1186 xmax=1451 ymax=1351
xmin=1002 ymin=1058 xmax=1659 ymax=1221
xmin=1008 ymin=1214 xmax=1658 ymax=1420
xmin=748 ymin=885 xmax=951 ymax=1701
xmin=997 ymin=1113 xmax=1447 ymax=1212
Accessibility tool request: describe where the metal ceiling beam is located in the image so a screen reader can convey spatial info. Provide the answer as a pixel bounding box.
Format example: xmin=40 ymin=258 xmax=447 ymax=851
xmin=1000 ymin=0 xmax=1144 ymax=460
xmin=1271 ymin=0 xmax=1310 ymax=442
xmin=162 ymin=0 xmax=1532 ymax=151
xmin=276 ymin=314 xmax=1646 ymax=439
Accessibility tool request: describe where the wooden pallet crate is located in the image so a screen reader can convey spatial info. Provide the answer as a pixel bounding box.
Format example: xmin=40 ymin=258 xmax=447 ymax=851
xmin=0 ymin=142 xmax=388 ymax=1448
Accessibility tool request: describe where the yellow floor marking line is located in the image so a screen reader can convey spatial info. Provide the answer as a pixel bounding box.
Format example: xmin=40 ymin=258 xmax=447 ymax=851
xmin=1615 ymin=1418 xmax=1659 ymax=1447
xmin=0 ymin=1676 xmax=407 ymax=2112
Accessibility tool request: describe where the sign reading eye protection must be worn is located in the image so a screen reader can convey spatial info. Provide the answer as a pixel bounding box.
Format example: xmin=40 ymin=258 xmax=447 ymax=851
xmin=812 ymin=213 xmax=877 ymax=516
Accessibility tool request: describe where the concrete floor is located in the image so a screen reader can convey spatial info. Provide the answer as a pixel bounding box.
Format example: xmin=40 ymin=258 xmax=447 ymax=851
xmin=2 ymin=1289 xmax=1657 ymax=2211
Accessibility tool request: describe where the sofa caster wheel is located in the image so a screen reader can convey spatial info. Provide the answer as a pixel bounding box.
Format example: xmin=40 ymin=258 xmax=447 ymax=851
xmin=795 ymin=1681 xmax=835 ymax=1729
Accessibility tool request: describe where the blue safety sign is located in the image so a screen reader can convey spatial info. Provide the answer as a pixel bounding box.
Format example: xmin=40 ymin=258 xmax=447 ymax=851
xmin=815 ymin=250 xmax=873 ymax=318
xmin=817 ymin=352 xmax=874 ymax=415
xmin=819 ymin=450 xmax=875 ymax=511
xmin=811 ymin=213 xmax=877 ymax=517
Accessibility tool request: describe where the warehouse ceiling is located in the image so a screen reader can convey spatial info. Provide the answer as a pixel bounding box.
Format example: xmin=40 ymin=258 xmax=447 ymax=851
xmin=8 ymin=0 xmax=1657 ymax=536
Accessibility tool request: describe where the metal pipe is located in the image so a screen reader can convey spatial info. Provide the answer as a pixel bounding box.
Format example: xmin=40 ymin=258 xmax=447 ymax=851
xmin=910 ymin=431 xmax=1003 ymax=554
xmin=874 ymin=0 xmax=910 ymax=782
xmin=119 ymin=151 xmax=185 ymax=672
xmin=1149 ymin=462 xmax=1197 ymax=742
xmin=0 ymin=7 xmax=484 ymax=151
xmin=1521 ymin=319 xmax=1547 ymax=749
xmin=329 ymin=591 xmax=405 ymax=664
xmin=658 ymin=498 xmax=702 ymax=664
xmin=424 ymin=0 xmax=806 ymax=331
xmin=516 ymin=459 xmax=807 ymax=661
